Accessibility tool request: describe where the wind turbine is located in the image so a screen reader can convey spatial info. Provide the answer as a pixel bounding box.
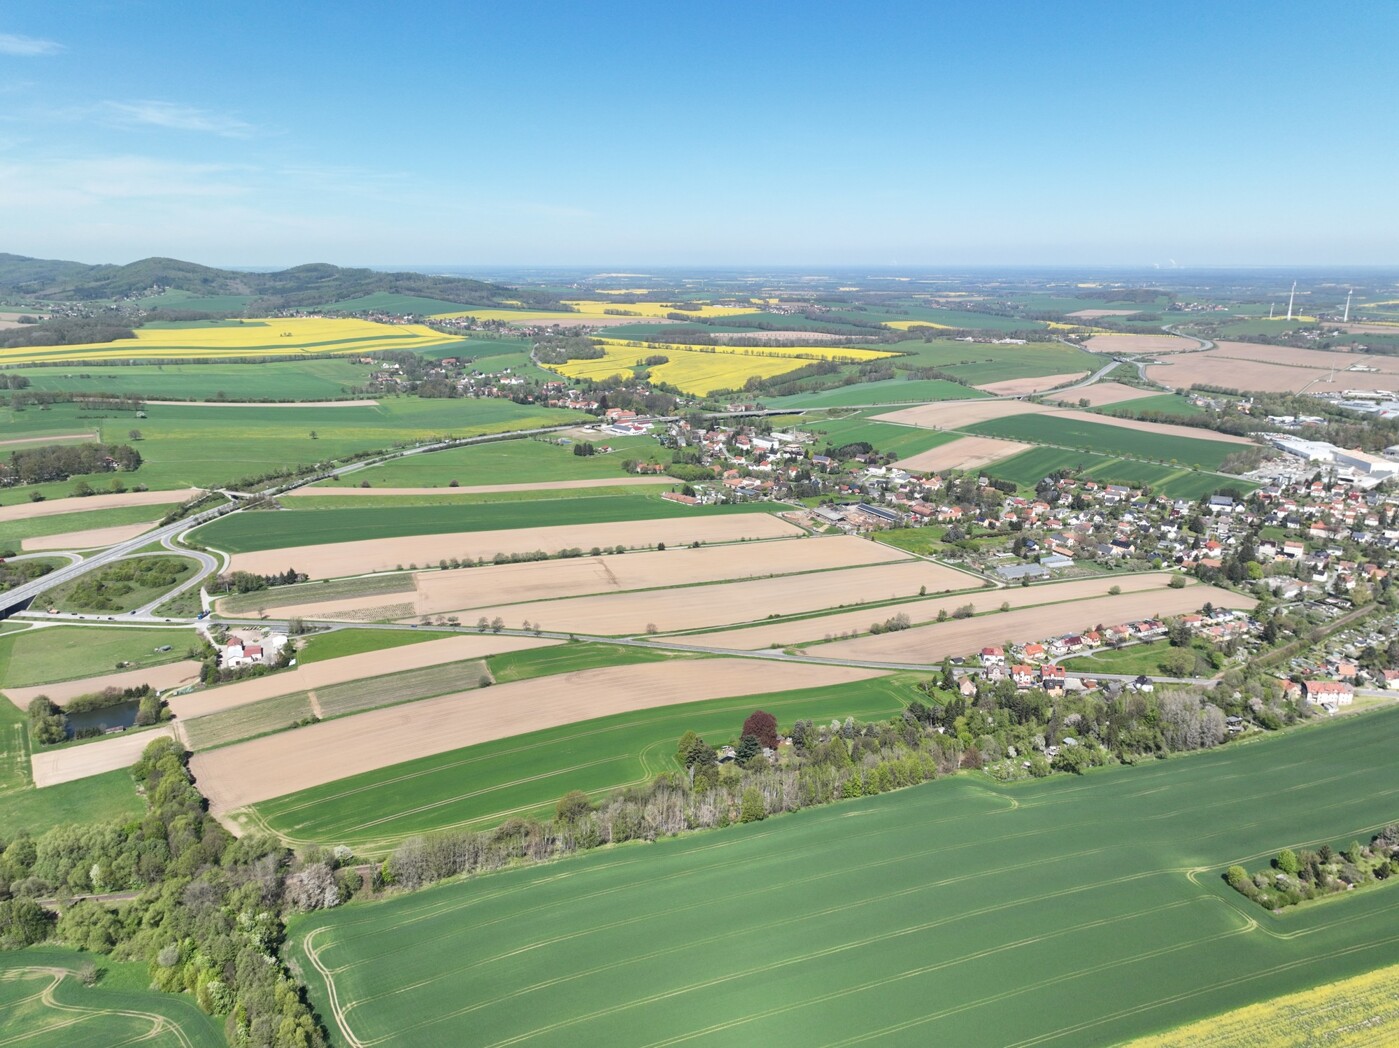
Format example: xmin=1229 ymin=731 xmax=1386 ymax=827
xmin=1344 ymin=289 xmax=1353 ymax=323
xmin=1286 ymin=281 xmax=1297 ymax=321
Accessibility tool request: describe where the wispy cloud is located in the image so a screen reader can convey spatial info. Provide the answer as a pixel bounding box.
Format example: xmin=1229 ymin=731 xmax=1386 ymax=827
xmin=0 ymin=32 xmax=63 ymax=56
xmin=99 ymin=100 xmax=255 ymax=138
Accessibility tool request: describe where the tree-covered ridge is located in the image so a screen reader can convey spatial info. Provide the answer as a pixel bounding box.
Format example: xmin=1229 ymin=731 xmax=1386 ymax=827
xmin=0 ymin=253 xmax=558 ymax=311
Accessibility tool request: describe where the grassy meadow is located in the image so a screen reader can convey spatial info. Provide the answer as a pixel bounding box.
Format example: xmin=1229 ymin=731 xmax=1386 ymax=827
xmin=290 ymin=705 xmax=1399 ymax=1047
xmin=0 ymin=948 xmax=223 ymax=1048
xmin=194 ymin=492 xmax=780 ymax=552
xmin=4 ymin=357 xmax=373 ymax=401
xmin=295 ymin=627 xmax=457 ymax=664
xmin=248 ymin=674 xmax=916 ymax=852
xmin=0 ymin=625 xmax=198 ymax=689
xmin=807 ymin=416 xmax=962 ymax=460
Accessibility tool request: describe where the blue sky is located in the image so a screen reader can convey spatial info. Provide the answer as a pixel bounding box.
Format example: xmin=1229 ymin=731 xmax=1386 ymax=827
xmin=1 ymin=1 xmax=1395 ymax=267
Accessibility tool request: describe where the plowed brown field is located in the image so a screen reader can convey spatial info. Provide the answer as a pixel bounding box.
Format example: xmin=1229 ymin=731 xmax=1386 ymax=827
xmin=895 ymin=436 xmax=1031 ymax=473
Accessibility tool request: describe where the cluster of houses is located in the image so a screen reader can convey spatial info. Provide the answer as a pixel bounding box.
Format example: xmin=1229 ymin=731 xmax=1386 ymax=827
xmin=220 ymin=631 xmax=289 ymax=669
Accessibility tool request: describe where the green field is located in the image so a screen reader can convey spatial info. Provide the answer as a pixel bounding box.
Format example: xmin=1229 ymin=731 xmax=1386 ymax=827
xmin=964 ymin=414 xmax=1243 ymax=470
xmin=762 ymin=378 xmax=984 ymax=409
xmin=885 ymin=337 xmax=1095 ymax=384
xmin=195 ymin=492 xmax=781 ymax=553
xmin=318 ymin=435 xmax=660 ymax=488
xmin=321 ymin=291 xmax=482 ymax=314
xmin=133 ymin=289 xmax=259 ymax=313
xmin=183 ymin=690 xmax=314 ymax=751
xmin=290 ymin=706 xmax=1399 ymax=1047
xmin=0 ymin=700 xmax=143 ymax=836
xmin=0 ymin=625 xmax=198 ymax=689
xmin=485 ymin=642 xmax=693 ymax=684
xmin=0 ymin=948 xmax=223 ymax=1048
xmin=218 ymin=573 xmax=416 ymax=614
xmin=296 ymin=627 xmax=456 ymax=664
xmin=807 ymin=417 xmax=961 ymax=460
xmin=1100 ymin=393 xmax=1205 ymax=418
xmin=5 ymin=357 xmax=374 ymax=401
xmin=0 ymin=398 xmax=587 ymax=501
xmin=249 ymin=675 xmax=917 ymax=852
xmin=1062 ymin=640 xmax=1185 ymax=675
xmin=983 ymin=446 xmax=1247 ymax=499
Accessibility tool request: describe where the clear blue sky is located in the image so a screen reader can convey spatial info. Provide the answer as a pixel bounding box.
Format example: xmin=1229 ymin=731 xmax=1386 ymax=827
xmin=2 ymin=1 xmax=1395 ymax=268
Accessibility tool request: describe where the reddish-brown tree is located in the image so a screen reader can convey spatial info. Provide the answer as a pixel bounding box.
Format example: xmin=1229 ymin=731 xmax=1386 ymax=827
xmin=741 ymin=710 xmax=779 ymax=750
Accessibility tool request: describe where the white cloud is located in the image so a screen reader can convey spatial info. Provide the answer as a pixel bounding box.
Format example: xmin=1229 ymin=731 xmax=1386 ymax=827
xmin=0 ymin=32 xmax=63 ymax=56
xmin=100 ymin=100 xmax=255 ymax=138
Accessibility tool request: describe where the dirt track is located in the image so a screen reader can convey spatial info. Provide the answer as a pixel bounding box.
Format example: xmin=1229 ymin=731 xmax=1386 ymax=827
xmin=0 ymin=487 xmax=201 ymax=524
xmin=973 ymin=373 xmax=1086 ymax=396
xmin=262 ymin=536 xmax=911 ymax=620
xmin=445 ymin=559 xmax=975 ymax=637
xmin=167 ymin=634 xmax=555 ymax=720
xmin=32 ymin=725 xmax=176 ymax=788
xmin=692 ymin=571 xmax=1185 ymax=650
xmin=874 ymin=400 xmax=1048 ymax=429
xmin=3 ymin=660 xmax=203 ymax=711
xmin=289 ymin=476 xmax=674 ymax=498
xmin=808 ymin=584 xmax=1254 ymax=663
xmin=22 ymin=521 xmax=159 ymax=551
xmin=895 ymin=436 xmax=1030 ymax=473
xmin=227 ymin=514 xmax=806 ymax=578
xmin=1045 ymin=382 xmax=1159 ymax=407
xmin=192 ymin=660 xmax=885 ymax=812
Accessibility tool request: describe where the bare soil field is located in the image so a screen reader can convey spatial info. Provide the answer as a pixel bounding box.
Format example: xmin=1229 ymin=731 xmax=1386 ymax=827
xmin=874 ymin=399 xmax=1049 ymax=429
xmin=808 ymin=584 xmax=1255 ymax=664
xmin=711 ymin=330 xmax=850 ymax=342
xmin=32 ymin=725 xmax=176 ymax=788
xmin=0 ymin=487 xmax=200 ymax=524
xmin=3 ymin=660 xmax=203 ymax=711
xmin=1084 ymin=334 xmax=1201 ymax=354
xmin=1049 ymin=408 xmax=1256 ymax=445
xmin=22 ymin=521 xmax=159 ymax=551
xmin=446 ymin=559 xmax=976 ymax=637
xmin=973 ymin=373 xmax=1086 ymax=396
xmin=1045 ymin=382 xmax=1160 ymax=407
xmin=143 ymin=399 xmax=381 ymax=408
xmin=0 ymin=431 xmax=99 ymax=448
xmin=192 ymin=660 xmax=884 ymax=812
xmin=167 ymin=634 xmax=554 ymax=720
xmin=691 ymin=571 xmax=1183 ymax=650
xmin=1212 ymin=341 xmax=1399 ymax=377
xmin=1145 ymin=353 xmax=1318 ymax=393
xmin=262 ymin=536 xmax=908 ymax=621
xmin=290 ymin=476 xmax=673 ymax=498
xmin=1066 ymin=309 xmax=1141 ymax=318
xmin=228 ymin=514 xmax=805 ymax=578
xmin=1337 ymin=322 xmax=1399 ymax=335
xmin=895 ymin=436 xmax=1031 ymax=473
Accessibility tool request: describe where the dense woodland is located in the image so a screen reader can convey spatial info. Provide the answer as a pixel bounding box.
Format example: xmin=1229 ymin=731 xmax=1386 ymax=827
xmin=0 ymin=442 xmax=141 ymax=487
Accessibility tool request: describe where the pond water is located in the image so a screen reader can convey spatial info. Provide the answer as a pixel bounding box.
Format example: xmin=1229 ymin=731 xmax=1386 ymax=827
xmin=67 ymin=699 xmax=141 ymax=737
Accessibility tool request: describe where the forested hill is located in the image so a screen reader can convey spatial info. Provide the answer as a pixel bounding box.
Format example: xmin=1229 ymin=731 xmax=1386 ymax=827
xmin=0 ymin=253 xmax=556 ymax=310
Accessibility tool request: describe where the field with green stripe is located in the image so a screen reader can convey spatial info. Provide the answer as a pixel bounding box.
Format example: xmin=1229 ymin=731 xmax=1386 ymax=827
xmin=291 ymin=706 xmax=1399 ymax=1047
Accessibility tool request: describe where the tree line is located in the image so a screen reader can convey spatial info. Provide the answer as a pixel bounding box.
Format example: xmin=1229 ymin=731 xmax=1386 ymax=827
xmin=0 ymin=442 xmax=141 ymax=487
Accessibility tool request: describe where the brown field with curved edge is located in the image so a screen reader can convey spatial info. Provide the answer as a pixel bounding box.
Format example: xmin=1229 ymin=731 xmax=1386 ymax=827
xmin=3 ymin=660 xmax=203 ymax=711
xmin=1066 ymin=309 xmax=1140 ymax=318
xmin=1145 ymin=353 xmax=1318 ymax=393
xmin=691 ymin=571 xmax=1185 ymax=650
xmin=227 ymin=514 xmax=806 ymax=578
xmin=1084 ymin=333 xmax=1200 ymax=354
xmin=1048 ymin=408 xmax=1256 ymax=445
xmin=289 ymin=476 xmax=673 ymax=498
xmin=22 ymin=520 xmax=159 ymax=551
xmin=0 ymin=487 xmax=201 ymax=524
xmin=808 ymin=584 xmax=1254 ymax=664
xmin=895 ymin=436 xmax=1031 ymax=473
xmin=444 ymin=559 xmax=974 ymax=637
xmin=191 ymin=660 xmax=884 ymax=813
xmin=143 ymin=399 xmax=381 ymax=407
xmin=32 ymin=725 xmax=176 ymax=787
xmin=253 ymin=535 xmax=910 ymax=621
xmin=874 ymin=399 xmax=1048 ymax=429
xmin=166 ymin=634 xmax=554 ymax=721
xmin=973 ymin=372 xmax=1086 ymax=396
xmin=1045 ymin=381 xmax=1160 ymax=406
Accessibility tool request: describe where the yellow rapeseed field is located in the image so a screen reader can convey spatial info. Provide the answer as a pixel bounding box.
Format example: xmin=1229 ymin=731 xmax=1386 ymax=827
xmin=0 ymin=318 xmax=465 ymax=365
xmin=433 ymin=299 xmax=756 ymax=322
xmin=543 ymin=337 xmax=897 ymax=396
xmin=1125 ymin=961 xmax=1399 ymax=1047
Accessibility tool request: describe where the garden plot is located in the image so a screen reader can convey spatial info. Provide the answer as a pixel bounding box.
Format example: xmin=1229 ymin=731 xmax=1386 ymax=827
xmin=192 ymin=659 xmax=884 ymax=813
xmin=444 ymin=559 xmax=975 ymax=637
xmin=227 ymin=514 xmax=805 ymax=578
